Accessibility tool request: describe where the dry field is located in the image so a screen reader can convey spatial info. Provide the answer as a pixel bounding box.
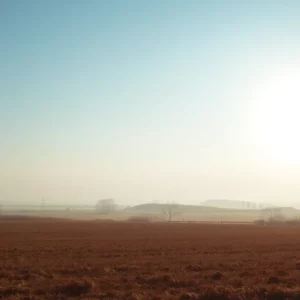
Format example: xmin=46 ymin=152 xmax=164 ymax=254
xmin=1 ymin=219 xmax=300 ymax=299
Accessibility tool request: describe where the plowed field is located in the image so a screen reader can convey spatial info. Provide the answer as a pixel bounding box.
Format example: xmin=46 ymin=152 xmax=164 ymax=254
xmin=1 ymin=219 xmax=300 ymax=299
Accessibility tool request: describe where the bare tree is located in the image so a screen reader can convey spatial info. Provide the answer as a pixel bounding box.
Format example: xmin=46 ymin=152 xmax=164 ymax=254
xmin=163 ymin=203 xmax=179 ymax=222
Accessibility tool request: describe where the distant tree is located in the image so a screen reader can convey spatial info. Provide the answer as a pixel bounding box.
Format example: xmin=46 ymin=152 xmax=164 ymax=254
xmin=163 ymin=203 xmax=179 ymax=222
xmin=95 ymin=199 xmax=117 ymax=214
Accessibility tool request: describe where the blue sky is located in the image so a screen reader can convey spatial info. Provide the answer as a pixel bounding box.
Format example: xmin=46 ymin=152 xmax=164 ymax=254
xmin=1 ymin=1 xmax=300 ymax=206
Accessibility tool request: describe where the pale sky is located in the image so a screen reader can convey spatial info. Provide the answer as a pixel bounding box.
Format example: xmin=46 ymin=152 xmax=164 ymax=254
xmin=1 ymin=1 xmax=300 ymax=207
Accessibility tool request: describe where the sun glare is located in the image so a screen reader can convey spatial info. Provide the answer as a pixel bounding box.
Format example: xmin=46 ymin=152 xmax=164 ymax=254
xmin=250 ymin=65 xmax=300 ymax=163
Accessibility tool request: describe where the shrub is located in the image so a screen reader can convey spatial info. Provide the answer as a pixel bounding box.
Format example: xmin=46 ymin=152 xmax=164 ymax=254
xmin=55 ymin=278 xmax=94 ymax=297
xmin=285 ymin=219 xmax=300 ymax=225
xmin=185 ymin=264 xmax=202 ymax=272
xmin=253 ymin=219 xmax=265 ymax=225
xmin=211 ymin=271 xmax=223 ymax=280
xmin=127 ymin=216 xmax=152 ymax=222
xmin=267 ymin=276 xmax=280 ymax=285
xmin=0 ymin=286 xmax=30 ymax=297
xmin=179 ymin=293 xmax=198 ymax=300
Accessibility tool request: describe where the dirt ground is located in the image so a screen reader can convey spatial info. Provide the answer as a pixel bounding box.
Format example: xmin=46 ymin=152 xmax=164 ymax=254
xmin=1 ymin=219 xmax=300 ymax=299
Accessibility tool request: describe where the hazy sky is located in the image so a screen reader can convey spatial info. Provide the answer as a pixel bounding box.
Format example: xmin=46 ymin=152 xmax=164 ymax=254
xmin=1 ymin=1 xmax=300 ymax=207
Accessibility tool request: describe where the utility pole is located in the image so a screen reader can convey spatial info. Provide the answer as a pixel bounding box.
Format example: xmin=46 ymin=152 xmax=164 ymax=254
xmin=41 ymin=198 xmax=45 ymax=211
xmin=270 ymin=206 xmax=273 ymax=222
xmin=270 ymin=204 xmax=275 ymax=222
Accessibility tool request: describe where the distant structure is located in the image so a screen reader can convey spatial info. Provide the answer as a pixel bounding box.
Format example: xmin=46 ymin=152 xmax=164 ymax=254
xmin=260 ymin=207 xmax=299 ymax=221
xmin=95 ymin=199 xmax=117 ymax=214
xmin=202 ymin=200 xmax=275 ymax=210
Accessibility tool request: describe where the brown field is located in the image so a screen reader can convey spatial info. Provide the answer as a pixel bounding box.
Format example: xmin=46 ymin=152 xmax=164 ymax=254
xmin=1 ymin=219 xmax=300 ymax=299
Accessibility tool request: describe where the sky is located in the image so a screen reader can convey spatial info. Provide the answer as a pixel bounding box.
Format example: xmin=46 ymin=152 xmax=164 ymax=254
xmin=1 ymin=1 xmax=300 ymax=207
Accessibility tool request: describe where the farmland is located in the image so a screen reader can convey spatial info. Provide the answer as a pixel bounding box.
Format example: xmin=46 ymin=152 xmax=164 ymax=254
xmin=1 ymin=219 xmax=300 ymax=299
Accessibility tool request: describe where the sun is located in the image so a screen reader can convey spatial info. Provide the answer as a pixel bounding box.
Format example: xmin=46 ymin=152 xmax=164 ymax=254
xmin=249 ymin=65 xmax=300 ymax=163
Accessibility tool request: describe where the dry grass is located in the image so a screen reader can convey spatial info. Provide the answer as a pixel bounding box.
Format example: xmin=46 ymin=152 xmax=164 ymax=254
xmin=1 ymin=219 xmax=300 ymax=299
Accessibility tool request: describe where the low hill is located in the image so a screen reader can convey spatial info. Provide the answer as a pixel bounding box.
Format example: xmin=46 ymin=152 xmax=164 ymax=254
xmin=126 ymin=203 xmax=300 ymax=223
xmin=126 ymin=203 xmax=227 ymax=214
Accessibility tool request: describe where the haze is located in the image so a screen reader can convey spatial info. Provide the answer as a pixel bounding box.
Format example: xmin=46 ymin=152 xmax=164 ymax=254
xmin=1 ymin=1 xmax=300 ymax=208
